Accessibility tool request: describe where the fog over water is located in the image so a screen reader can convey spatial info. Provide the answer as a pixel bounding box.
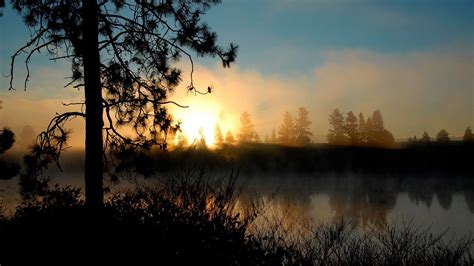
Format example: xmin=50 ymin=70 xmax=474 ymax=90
xmin=2 ymin=151 xmax=472 ymax=244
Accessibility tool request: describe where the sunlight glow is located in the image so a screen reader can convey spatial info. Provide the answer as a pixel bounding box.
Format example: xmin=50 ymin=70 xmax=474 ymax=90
xmin=171 ymin=94 xmax=236 ymax=148
xmin=179 ymin=109 xmax=218 ymax=147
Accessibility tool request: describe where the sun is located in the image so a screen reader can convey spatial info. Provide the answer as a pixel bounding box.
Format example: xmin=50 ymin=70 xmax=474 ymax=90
xmin=171 ymin=97 xmax=224 ymax=148
xmin=179 ymin=109 xmax=218 ymax=147
xmin=170 ymin=90 xmax=238 ymax=148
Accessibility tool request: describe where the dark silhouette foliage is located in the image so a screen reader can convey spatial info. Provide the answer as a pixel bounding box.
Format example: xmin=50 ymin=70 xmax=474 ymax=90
xmin=238 ymin=112 xmax=256 ymax=143
xmin=294 ymin=107 xmax=312 ymax=146
xmin=421 ymin=131 xmax=431 ymax=142
xmin=278 ymin=111 xmax=296 ymax=145
xmin=2 ymin=173 xmax=472 ymax=264
xmin=463 ymin=126 xmax=473 ymax=142
xmin=0 ymin=127 xmax=15 ymax=154
xmin=214 ymin=123 xmax=224 ymax=145
xmin=344 ymin=111 xmax=359 ymax=145
xmin=327 ymin=108 xmax=346 ymax=145
xmin=436 ymin=129 xmax=450 ymax=143
xmin=225 ymin=130 xmax=235 ymax=143
xmin=0 ymin=127 xmax=20 ymax=180
xmin=328 ymin=109 xmax=394 ymax=148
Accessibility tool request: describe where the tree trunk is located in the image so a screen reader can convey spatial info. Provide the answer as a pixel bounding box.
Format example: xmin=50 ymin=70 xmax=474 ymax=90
xmin=82 ymin=0 xmax=103 ymax=208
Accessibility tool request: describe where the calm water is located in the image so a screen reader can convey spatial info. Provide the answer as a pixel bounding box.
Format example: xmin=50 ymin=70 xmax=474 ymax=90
xmin=1 ymin=167 xmax=473 ymax=242
xmin=238 ymin=173 xmax=474 ymax=237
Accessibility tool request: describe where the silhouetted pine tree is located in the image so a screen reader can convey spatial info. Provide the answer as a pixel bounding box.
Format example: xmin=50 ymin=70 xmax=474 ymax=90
xmin=270 ymin=129 xmax=277 ymax=144
xmin=225 ymin=131 xmax=235 ymax=144
xmin=19 ymin=125 xmax=36 ymax=148
xmin=463 ymin=126 xmax=473 ymax=142
xmin=264 ymin=134 xmax=271 ymax=143
xmin=278 ymin=111 xmax=296 ymax=145
xmin=214 ymin=124 xmax=224 ymax=145
xmin=238 ymin=112 xmax=256 ymax=142
xmin=254 ymin=132 xmax=262 ymax=143
xmin=176 ymin=132 xmax=189 ymax=148
xmin=436 ymin=129 xmax=450 ymax=143
xmin=196 ymin=128 xmax=207 ymax=149
xmin=370 ymin=110 xmax=384 ymax=145
xmin=4 ymin=0 xmax=238 ymax=207
xmin=367 ymin=110 xmax=395 ymax=147
xmin=358 ymin=113 xmax=366 ymax=144
xmin=344 ymin=111 xmax=359 ymax=145
xmin=327 ymin=109 xmax=346 ymax=145
xmin=421 ymin=131 xmax=431 ymax=142
xmin=294 ymin=107 xmax=312 ymax=146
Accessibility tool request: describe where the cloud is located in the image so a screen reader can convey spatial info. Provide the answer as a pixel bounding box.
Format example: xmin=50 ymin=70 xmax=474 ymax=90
xmin=1 ymin=45 xmax=472 ymax=146
xmin=312 ymin=47 xmax=473 ymax=137
xmin=171 ymin=45 xmax=473 ymax=141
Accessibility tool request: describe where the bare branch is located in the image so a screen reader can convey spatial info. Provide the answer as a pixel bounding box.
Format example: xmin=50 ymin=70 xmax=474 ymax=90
xmin=8 ymin=28 xmax=48 ymax=90
xmin=23 ymin=39 xmax=56 ymax=90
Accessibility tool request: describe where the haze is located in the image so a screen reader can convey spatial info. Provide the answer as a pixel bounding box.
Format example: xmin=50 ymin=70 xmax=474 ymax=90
xmin=1 ymin=0 xmax=472 ymax=147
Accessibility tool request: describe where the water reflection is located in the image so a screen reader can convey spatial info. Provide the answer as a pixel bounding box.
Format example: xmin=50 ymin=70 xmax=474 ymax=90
xmin=238 ymin=173 xmax=474 ymax=229
xmin=1 ymin=169 xmax=472 ymax=236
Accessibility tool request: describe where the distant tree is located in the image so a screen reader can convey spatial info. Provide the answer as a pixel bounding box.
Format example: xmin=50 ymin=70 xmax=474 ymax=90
xmin=214 ymin=124 xmax=224 ymax=145
xmin=238 ymin=112 xmax=256 ymax=142
xmin=380 ymin=129 xmax=396 ymax=148
xmin=176 ymin=132 xmax=189 ymax=148
xmin=254 ymin=132 xmax=262 ymax=143
xmin=3 ymin=1 xmax=237 ymax=208
xmin=264 ymin=134 xmax=271 ymax=144
xmin=327 ymin=108 xmax=346 ymax=145
xmin=366 ymin=110 xmax=394 ymax=147
xmin=225 ymin=130 xmax=235 ymax=144
xmin=365 ymin=117 xmax=373 ymax=144
xmin=270 ymin=129 xmax=277 ymax=144
xmin=463 ymin=126 xmax=473 ymax=142
xmin=278 ymin=111 xmax=295 ymax=145
xmin=19 ymin=125 xmax=36 ymax=147
xmin=408 ymin=136 xmax=418 ymax=143
xmin=196 ymin=128 xmax=207 ymax=149
xmin=421 ymin=131 xmax=431 ymax=142
xmin=436 ymin=129 xmax=450 ymax=143
xmin=358 ymin=113 xmax=366 ymax=143
xmin=344 ymin=111 xmax=359 ymax=145
xmin=371 ymin=110 xmax=385 ymax=132
xmin=368 ymin=110 xmax=383 ymax=144
xmin=294 ymin=107 xmax=312 ymax=146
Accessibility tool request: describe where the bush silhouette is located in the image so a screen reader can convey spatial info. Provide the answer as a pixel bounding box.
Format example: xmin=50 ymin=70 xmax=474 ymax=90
xmin=2 ymin=171 xmax=473 ymax=264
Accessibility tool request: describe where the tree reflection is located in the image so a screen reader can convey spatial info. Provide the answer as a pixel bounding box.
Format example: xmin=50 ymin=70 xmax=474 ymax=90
xmin=240 ymin=174 xmax=473 ymax=228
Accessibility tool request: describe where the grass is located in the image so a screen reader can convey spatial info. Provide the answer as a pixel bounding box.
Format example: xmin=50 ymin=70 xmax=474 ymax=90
xmin=1 ymin=171 xmax=472 ymax=265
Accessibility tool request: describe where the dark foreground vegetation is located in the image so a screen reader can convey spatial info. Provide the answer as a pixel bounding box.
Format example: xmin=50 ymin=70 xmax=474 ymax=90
xmin=1 ymin=172 xmax=472 ymax=265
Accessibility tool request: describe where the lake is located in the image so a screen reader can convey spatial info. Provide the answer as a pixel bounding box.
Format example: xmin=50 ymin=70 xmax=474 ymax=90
xmin=2 ymin=166 xmax=473 ymax=245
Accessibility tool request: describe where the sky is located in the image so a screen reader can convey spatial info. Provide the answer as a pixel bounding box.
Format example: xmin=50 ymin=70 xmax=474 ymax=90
xmin=0 ymin=0 xmax=473 ymax=146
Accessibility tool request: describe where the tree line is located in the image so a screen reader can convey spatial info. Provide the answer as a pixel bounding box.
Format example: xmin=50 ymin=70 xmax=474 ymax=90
xmin=327 ymin=109 xmax=395 ymax=148
xmin=408 ymin=126 xmax=473 ymax=143
xmin=211 ymin=107 xmax=313 ymax=147
xmin=172 ymin=107 xmax=473 ymax=149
